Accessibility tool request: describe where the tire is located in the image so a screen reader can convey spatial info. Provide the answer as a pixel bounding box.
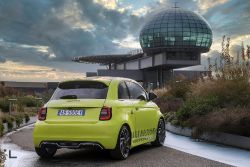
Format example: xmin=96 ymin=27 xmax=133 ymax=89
xmin=35 ymin=146 xmax=57 ymax=159
xmin=152 ymin=118 xmax=166 ymax=146
xmin=110 ymin=125 xmax=131 ymax=160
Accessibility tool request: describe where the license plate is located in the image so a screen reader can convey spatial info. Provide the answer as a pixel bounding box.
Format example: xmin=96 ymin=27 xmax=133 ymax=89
xmin=57 ymin=109 xmax=85 ymax=116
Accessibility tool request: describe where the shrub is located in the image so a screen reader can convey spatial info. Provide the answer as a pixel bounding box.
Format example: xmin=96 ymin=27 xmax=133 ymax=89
xmin=164 ymin=112 xmax=176 ymax=122
xmin=1 ymin=114 xmax=12 ymax=123
xmin=170 ymin=118 xmax=180 ymax=126
xmin=12 ymin=112 xmax=25 ymax=127
xmin=176 ymin=96 xmax=220 ymax=122
xmin=0 ymin=147 xmax=6 ymax=166
xmin=154 ymin=87 xmax=169 ymax=98
xmin=19 ymin=96 xmax=38 ymax=107
xmin=154 ymin=78 xmax=191 ymax=100
xmin=191 ymin=66 xmax=250 ymax=108
xmin=186 ymin=108 xmax=250 ymax=137
xmin=16 ymin=101 xmax=25 ymax=112
xmin=15 ymin=117 xmax=23 ymax=127
xmin=167 ymin=80 xmax=191 ymax=100
xmin=1 ymin=114 xmax=14 ymax=130
xmin=24 ymin=113 xmax=30 ymax=123
xmin=154 ymin=98 xmax=183 ymax=114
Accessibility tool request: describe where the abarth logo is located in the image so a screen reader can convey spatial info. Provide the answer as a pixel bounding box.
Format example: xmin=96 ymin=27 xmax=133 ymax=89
xmin=132 ymin=128 xmax=156 ymax=143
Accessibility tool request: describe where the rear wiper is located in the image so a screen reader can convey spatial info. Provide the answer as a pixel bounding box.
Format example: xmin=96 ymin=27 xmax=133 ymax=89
xmin=60 ymin=95 xmax=77 ymax=99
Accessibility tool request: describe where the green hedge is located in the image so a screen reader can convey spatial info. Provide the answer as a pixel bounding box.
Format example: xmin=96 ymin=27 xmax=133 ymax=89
xmin=19 ymin=96 xmax=39 ymax=107
xmin=176 ymin=96 xmax=220 ymax=122
xmin=0 ymin=112 xmax=31 ymax=133
xmin=24 ymin=113 xmax=30 ymax=123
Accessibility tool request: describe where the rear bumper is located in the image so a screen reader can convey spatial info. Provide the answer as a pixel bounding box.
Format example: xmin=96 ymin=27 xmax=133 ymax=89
xmin=33 ymin=121 xmax=119 ymax=149
xmin=40 ymin=141 xmax=104 ymax=150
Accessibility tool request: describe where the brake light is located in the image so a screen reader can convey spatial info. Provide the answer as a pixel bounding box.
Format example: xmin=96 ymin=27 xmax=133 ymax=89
xmin=99 ymin=106 xmax=112 ymax=121
xmin=38 ymin=107 xmax=47 ymax=121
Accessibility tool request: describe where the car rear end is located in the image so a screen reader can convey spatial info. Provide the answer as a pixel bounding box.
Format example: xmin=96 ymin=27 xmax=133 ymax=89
xmin=33 ymin=79 xmax=119 ymax=150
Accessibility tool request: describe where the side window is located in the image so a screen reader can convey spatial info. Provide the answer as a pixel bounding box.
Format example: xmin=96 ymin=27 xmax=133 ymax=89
xmin=118 ymin=81 xmax=129 ymax=99
xmin=126 ymin=81 xmax=147 ymax=100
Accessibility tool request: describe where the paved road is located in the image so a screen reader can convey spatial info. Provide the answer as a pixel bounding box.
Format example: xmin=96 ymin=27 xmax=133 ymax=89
xmin=2 ymin=125 xmax=231 ymax=167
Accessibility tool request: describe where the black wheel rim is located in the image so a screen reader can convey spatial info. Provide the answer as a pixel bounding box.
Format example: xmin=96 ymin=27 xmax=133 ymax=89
xmin=158 ymin=119 xmax=166 ymax=144
xmin=119 ymin=127 xmax=130 ymax=158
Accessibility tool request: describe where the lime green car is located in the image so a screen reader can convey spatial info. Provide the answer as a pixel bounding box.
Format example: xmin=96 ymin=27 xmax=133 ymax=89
xmin=33 ymin=77 xmax=165 ymax=159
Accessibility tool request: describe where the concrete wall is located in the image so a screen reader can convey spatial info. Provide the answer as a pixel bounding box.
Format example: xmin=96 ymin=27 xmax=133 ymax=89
xmin=166 ymin=60 xmax=200 ymax=66
xmin=114 ymin=52 xmax=200 ymax=71
xmin=140 ymin=57 xmax=152 ymax=69
xmin=174 ymin=70 xmax=211 ymax=80
xmin=117 ymin=63 xmax=125 ymax=70
xmin=142 ymin=68 xmax=173 ymax=89
xmin=97 ymin=69 xmax=143 ymax=81
xmin=86 ymin=72 xmax=97 ymax=77
xmin=154 ymin=53 xmax=165 ymax=66
xmin=126 ymin=60 xmax=139 ymax=70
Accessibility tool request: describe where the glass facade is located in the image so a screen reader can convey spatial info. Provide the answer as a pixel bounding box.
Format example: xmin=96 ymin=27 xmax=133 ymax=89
xmin=139 ymin=8 xmax=212 ymax=53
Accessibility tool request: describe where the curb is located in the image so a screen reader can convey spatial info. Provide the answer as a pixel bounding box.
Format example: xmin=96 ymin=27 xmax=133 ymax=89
xmin=2 ymin=116 xmax=37 ymax=135
xmin=165 ymin=123 xmax=250 ymax=150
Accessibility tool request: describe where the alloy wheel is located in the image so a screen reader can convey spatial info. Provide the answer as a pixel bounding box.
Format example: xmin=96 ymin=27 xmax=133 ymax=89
xmin=158 ymin=119 xmax=166 ymax=144
xmin=119 ymin=127 xmax=130 ymax=158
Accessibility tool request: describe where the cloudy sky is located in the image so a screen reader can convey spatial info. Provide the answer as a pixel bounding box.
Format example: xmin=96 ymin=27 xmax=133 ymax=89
xmin=0 ymin=0 xmax=249 ymax=81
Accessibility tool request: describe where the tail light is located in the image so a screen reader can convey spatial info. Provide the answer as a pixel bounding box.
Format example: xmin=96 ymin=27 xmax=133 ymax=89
xmin=38 ymin=107 xmax=47 ymax=121
xmin=99 ymin=106 xmax=112 ymax=121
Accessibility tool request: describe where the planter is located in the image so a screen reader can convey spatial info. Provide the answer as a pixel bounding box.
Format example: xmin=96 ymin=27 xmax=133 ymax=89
xmin=166 ymin=122 xmax=250 ymax=150
xmin=20 ymin=118 xmax=26 ymax=126
xmin=200 ymin=132 xmax=250 ymax=150
xmin=3 ymin=123 xmax=8 ymax=133
xmin=166 ymin=123 xmax=192 ymax=137
xmin=1 ymin=116 xmax=37 ymax=136
xmin=12 ymin=121 xmax=17 ymax=129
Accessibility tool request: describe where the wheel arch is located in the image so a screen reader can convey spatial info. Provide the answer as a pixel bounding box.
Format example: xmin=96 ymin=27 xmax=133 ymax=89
xmin=123 ymin=123 xmax=132 ymax=137
xmin=116 ymin=122 xmax=132 ymax=146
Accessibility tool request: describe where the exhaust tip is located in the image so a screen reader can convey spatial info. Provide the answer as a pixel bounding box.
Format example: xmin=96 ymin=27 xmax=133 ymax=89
xmin=40 ymin=141 xmax=104 ymax=149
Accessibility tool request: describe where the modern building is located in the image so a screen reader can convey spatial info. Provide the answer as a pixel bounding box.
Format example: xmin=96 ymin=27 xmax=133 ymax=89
xmin=73 ymin=7 xmax=212 ymax=88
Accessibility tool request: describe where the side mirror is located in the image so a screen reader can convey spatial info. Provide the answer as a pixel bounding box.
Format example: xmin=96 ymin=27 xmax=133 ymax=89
xmin=137 ymin=95 xmax=147 ymax=101
xmin=148 ymin=92 xmax=157 ymax=101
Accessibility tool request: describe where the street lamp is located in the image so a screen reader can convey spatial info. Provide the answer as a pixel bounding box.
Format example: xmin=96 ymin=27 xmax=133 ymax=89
xmin=8 ymin=98 xmax=17 ymax=115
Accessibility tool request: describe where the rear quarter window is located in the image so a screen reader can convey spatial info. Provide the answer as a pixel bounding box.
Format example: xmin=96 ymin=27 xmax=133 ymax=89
xmin=51 ymin=81 xmax=108 ymax=99
xmin=125 ymin=81 xmax=147 ymax=100
xmin=118 ymin=81 xmax=129 ymax=99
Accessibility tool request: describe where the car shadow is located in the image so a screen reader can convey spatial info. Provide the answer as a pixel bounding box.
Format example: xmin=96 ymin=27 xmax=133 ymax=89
xmin=36 ymin=144 xmax=160 ymax=166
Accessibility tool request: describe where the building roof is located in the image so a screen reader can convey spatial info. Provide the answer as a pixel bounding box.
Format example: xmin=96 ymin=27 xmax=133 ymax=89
xmin=60 ymin=76 xmax=135 ymax=85
xmin=72 ymin=52 xmax=143 ymax=65
xmin=140 ymin=8 xmax=212 ymax=53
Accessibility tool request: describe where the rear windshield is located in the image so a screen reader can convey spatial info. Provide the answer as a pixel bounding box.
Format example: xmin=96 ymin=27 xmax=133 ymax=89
xmin=51 ymin=81 xmax=108 ymax=100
